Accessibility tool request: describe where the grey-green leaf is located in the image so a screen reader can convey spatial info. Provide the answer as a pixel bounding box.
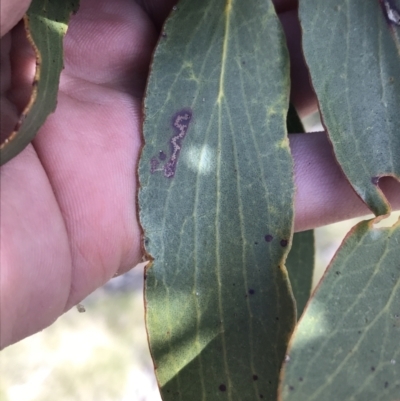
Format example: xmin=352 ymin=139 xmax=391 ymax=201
xmin=280 ymin=219 xmax=400 ymax=401
xmin=286 ymin=105 xmax=314 ymax=320
xmin=0 ymin=0 xmax=79 ymax=165
xmin=286 ymin=231 xmax=315 ymax=319
xmin=299 ymin=0 xmax=400 ymax=216
xmin=139 ymin=0 xmax=296 ymax=400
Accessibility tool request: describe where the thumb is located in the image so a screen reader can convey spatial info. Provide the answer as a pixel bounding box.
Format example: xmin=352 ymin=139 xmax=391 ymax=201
xmin=1 ymin=0 xmax=31 ymax=37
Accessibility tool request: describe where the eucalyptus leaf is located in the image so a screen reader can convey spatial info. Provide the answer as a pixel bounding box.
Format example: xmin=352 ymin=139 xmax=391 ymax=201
xmin=0 ymin=0 xmax=79 ymax=165
xmin=286 ymin=230 xmax=315 ymax=319
xmin=299 ymin=0 xmax=400 ymax=216
xmin=285 ymin=106 xmax=314 ymax=320
xmin=280 ymin=219 xmax=400 ymax=401
xmin=139 ymin=0 xmax=296 ymax=399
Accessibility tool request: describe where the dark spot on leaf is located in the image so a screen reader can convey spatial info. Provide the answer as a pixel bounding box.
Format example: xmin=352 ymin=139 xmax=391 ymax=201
xmin=254 ymin=241 xmax=258 ymax=245
xmin=299 ymin=377 xmax=303 ymax=382
xmin=335 ymin=271 xmax=341 ymax=276
xmin=280 ymin=239 xmax=288 ymax=247
xmin=358 ymin=330 xmax=362 ymax=334
xmin=264 ymin=235 xmax=273 ymax=242
xmin=248 ymin=289 xmax=255 ymax=295
xmin=161 ymin=32 xmax=167 ymax=38
xmin=289 ymin=386 xmax=295 ymax=391
xmin=260 ymin=395 xmax=264 ymax=399
xmin=275 ymin=317 xmax=279 ymax=321
xmin=371 ymin=176 xmax=379 ymax=186
xmin=371 ymin=366 xmax=375 ymax=372
xmin=253 ymin=375 xmax=258 ymax=381
xmin=159 ymin=150 xmax=167 ymax=160
xmin=385 ymin=381 xmax=389 ymax=388
xmin=219 ymin=384 xmax=226 ymax=392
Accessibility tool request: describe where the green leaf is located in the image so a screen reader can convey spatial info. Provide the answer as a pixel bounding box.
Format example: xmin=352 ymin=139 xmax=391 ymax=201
xmin=285 ymin=106 xmax=314 ymax=319
xmin=299 ymin=0 xmax=400 ymax=216
xmin=280 ymin=219 xmax=400 ymax=401
xmin=286 ymin=231 xmax=315 ymax=319
xmin=139 ymin=0 xmax=296 ymax=399
xmin=0 ymin=0 xmax=79 ymax=165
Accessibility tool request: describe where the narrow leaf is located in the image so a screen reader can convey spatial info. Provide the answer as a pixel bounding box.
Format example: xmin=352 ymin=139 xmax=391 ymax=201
xmin=299 ymin=0 xmax=400 ymax=216
xmin=286 ymin=105 xmax=315 ymax=319
xmin=280 ymin=219 xmax=400 ymax=401
xmin=139 ymin=0 xmax=296 ymax=400
xmin=0 ymin=0 xmax=79 ymax=165
xmin=286 ymin=231 xmax=315 ymax=319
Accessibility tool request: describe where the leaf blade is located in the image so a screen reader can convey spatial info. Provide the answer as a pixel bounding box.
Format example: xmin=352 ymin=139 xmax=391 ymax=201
xmin=139 ymin=1 xmax=296 ymax=399
xmin=286 ymin=231 xmax=315 ymax=319
xmin=280 ymin=219 xmax=400 ymax=401
xmin=299 ymin=0 xmax=400 ymax=216
xmin=0 ymin=0 xmax=79 ymax=165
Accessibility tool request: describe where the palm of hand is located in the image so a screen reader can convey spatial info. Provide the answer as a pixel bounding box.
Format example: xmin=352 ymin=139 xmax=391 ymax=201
xmin=1 ymin=0 xmax=169 ymax=346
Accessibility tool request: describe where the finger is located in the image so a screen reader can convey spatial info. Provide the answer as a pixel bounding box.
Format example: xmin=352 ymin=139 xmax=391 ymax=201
xmin=291 ymin=132 xmax=400 ymax=232
xmin=278 ymin=8 xmax=319 ymax=118
xmin=62 ymin=0 xmax=157 ymax=96
xmin=0 ymin=146 xmax=72 ymax=348
xmin=32 ymin=0 xmax=146 ymax=309
xmin=0 ymin=0 xmax=31 ymax=37
xmin=7 ymin=21 xmax=36 ymax=113
xmin=33 ymin=89 xmax=143 ymax=311
xmin=0 ymin=33 xmax=19 ymax=142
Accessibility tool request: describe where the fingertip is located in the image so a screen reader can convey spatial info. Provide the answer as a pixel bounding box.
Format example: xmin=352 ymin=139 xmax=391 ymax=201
xmin=0 ymin=0 xmax=31 ymax=37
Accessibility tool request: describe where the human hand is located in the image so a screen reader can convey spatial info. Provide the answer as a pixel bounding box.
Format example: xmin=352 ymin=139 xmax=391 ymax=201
xmin=1 ymin=0 xmax=399 ymax=349
xmin=0 ymin=0 xmax=175 ymax=348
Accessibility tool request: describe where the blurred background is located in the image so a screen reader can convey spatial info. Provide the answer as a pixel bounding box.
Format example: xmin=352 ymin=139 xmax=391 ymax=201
xmin=2 ymin=211 xmax=399 ymax=401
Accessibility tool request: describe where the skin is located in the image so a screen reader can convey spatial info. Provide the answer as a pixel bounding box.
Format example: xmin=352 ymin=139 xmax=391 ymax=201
xmin=1 ymin=0 xmax=399 ymax=349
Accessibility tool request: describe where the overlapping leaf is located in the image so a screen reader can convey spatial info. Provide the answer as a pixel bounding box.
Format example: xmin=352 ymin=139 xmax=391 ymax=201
xmin=280 ymin=219 xmax=400 ymax=401
xmin=139 ymin=0 xmax=296 ymax=399
xmin=0 ymin=0 xmax=79 ymax=165
xmin=286 ymin=231 xmax=315 ymax=319
xmin=285 ymin=107 xmax=315 ymax=320
xmin=299 ymin=0 xmax=400 ymax=216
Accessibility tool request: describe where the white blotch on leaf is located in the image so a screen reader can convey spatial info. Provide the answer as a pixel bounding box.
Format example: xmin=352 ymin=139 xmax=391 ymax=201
xmin=184 ymin=144 xmax=215 ymax=175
